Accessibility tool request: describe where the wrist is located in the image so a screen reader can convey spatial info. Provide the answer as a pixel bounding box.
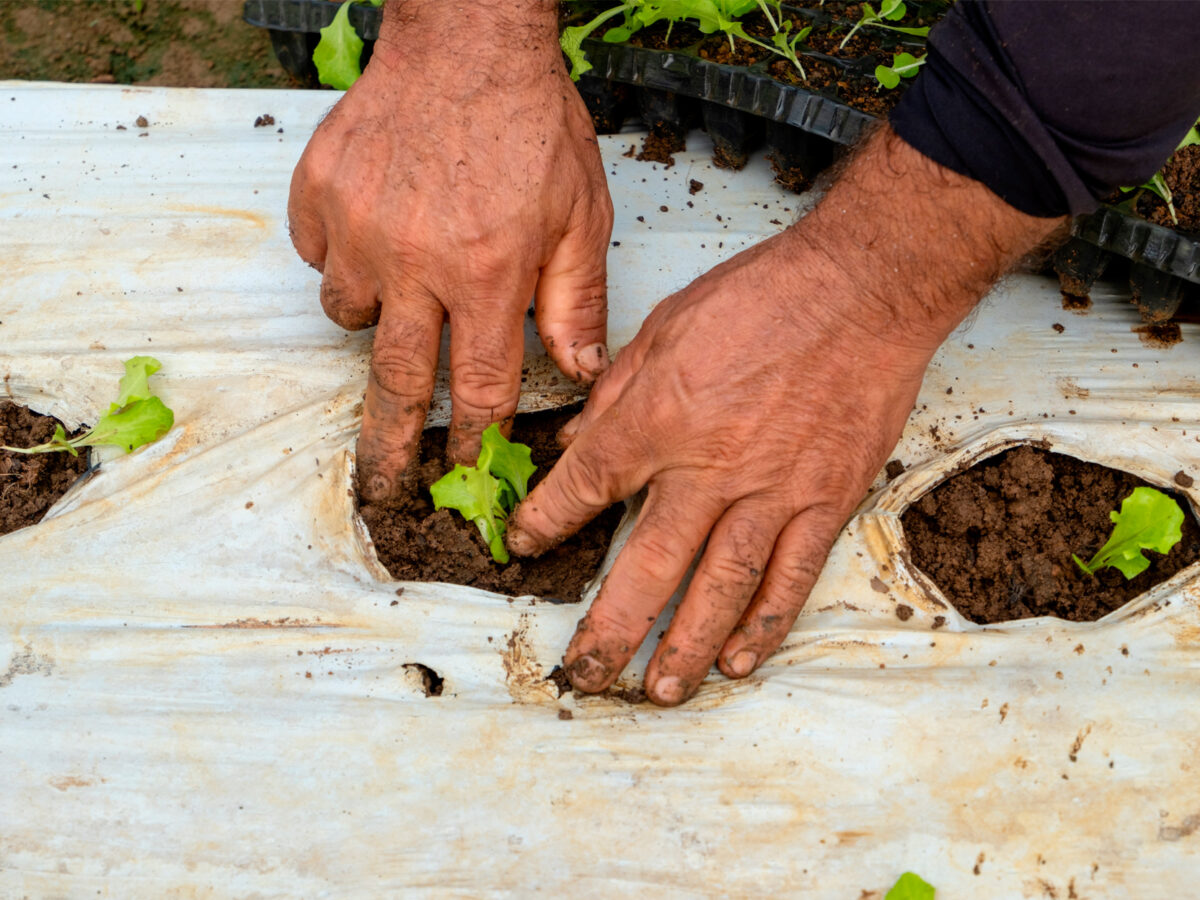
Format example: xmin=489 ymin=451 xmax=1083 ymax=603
xmin=375 ymin=1 xmax=563 ymax=81
xmin=785 ymin=125 xmax=1065 ymax=355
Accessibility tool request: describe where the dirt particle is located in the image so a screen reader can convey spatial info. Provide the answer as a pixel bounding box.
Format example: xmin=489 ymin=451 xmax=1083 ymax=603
xmin=557 ymin=708 xmax=574 ymax=720
xmin=1052 ymin=322 xmax=1065 ymax=333
xmin=1061 ymin=292 xmax=1092 ymax=312
xmin=253 ymin=113 xmax=275 ymax=127
xmin=1175 ymin=471 xmax=1194 ymax=488
xmin=870 ymin=576 xmax=889 ymax=594
xmin=932 ymin=615 xmax=946 ymax=629
xmin=1069 ymin=724 xmax=1093 ymax=762
xmin=999 ymin=702 xmax=1009 ymax=722
xmin=135 ymin=114 xmax=148 ymax=128
xmin=1135 ymin=322 xmax=1182 ymax=347
xmin=973 ymin=851 xmax=985 ymax=875
xmin=688 ymin=179 xmax=703 ymax=194
xmin=885 ymin=459 xmax=905 ymax=479
xmin=895 ymin=604 xmax=913 ymax=621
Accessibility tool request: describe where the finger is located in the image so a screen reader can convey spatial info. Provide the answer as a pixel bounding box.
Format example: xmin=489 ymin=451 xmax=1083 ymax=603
xmin=555 ymin=331 xmax=652 ymax=448
xmin=445 ymin=272 xmax=538 ymax=465
xmin=286 ymin=161 xmax=329 ymax=272
xmin=319 ymin=246 xmax=381 ymax=331
xmin=644 ymin=500 xmax=787 ymax=706
xmin=563 ymin=478 xmax=721 ymax=694
xmin=717 ymin=507 xmax=844 ymax=679
xmin=507 ymin=408 xmax=653 ymax=556
xmin=535 ymin=202 xmax=613 ymax=384
xmin=356 ymin=284 xmax=445 ymax=503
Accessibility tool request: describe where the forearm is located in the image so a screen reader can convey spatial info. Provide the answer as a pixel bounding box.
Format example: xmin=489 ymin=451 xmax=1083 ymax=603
xmin=779 ymin=125 xmax=1066 ymax=357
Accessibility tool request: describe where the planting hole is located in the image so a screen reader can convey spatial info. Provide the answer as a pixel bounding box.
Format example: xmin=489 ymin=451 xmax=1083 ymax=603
xmin=1 ymin=401 xmax=90 ymax=538
xmin=900 ymin=445 xmax=1200 ymax=623
xmin=356 ymin=405 xmax=624 ymax=602
xmin=403 ymin=663 xmax=444 ymax=697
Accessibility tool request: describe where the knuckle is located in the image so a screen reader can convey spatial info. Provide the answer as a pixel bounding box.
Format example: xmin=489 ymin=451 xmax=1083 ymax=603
xmin=580 ymin=608 xmax=643 ymax=657
xmin=558 ymin=450 xmax=612 ymax=512
xmin=627 ymin=532 xmax=684 ymax=586
xmin=451 ymin=353 xmax=517 ymax=409
xmin=371 ymin=344 xmax=435 ymax=399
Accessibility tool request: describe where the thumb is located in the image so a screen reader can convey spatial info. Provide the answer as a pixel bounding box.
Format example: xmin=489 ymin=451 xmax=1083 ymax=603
xmin=535 ymin=203 xmax=613 ymax=385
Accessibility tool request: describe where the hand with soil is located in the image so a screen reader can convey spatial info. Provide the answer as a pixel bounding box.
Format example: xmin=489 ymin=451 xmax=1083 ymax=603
xmin=508 ymin=126 xmax=1066 ymax=707
xmin=288 ymin=0 xmax=613 ymax=501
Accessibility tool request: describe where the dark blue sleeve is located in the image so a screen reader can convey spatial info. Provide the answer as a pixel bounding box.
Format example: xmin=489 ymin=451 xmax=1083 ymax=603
xmin=889 ymin=1 xmax=1200 ymax=217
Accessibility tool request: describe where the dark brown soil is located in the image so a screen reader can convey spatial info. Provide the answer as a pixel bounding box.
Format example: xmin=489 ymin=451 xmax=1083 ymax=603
xmin=1135 ymin=144 xmax=1200 ymax=235
xmin=769 ymin=55 xmax=901 ymax=117
xmin=0 ymin=402 xmax=89 ymax=538
xmin=358 ymin=406 xmax=625 ymax=602
xmin=902 ymin=446 xmax=1200 ymax=623
xmin=638 ymin=126 xmax=686 ymax=166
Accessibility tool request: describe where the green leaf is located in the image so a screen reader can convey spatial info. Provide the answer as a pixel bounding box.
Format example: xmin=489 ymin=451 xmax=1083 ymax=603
xmin=479 ymin=422 xmax=537 ymax=504
xmin=886 ymin=872 xmax=935 ymax=900
xmin=1074 ymin=487 xmax=1185 ymax=579
xmin=875 ymin=65 xmax=901 ymax=89
xmin=314 ymin=0 xmax=364 ymax=90
xmin=603 ymin=25 xmax=635 ymax=41
xmin=77 ymin=396 xmax=174 ymax=454
xmin=881 ymin=0 xmax=907 ymax=20
xmin=115 ymin=355 xmax=162 ymax=409
xmin=431 ymin=463 xmax=510 ymax=563
xmin=560 ymin=25 xmax=595 ymax=80
xmin=1179 ymin=124 xmax=1200 ymax=150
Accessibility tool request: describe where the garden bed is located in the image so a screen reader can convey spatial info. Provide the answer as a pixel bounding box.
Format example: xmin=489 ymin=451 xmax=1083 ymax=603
xmin=0 ymin=401 xmax=88 ymax=537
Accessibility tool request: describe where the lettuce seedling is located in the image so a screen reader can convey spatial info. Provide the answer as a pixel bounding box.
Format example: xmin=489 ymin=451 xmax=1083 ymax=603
xmin=1117 ymin=118 xmax=1200 ymax=226
xmin=313 ymin=0 xmax=383 ymax=90
xmin=839 ymin=0 xmax=931 ymax=50
xmin=1 ymin=356 xmax=174 ymax=457
xmin=430 ymin=424 xmax=536 ymax=564
xmin=875 ymin=50 xmax=925 ymax=89
xmin=885 ymin=872 xmax=935 ymax=900
xmin=1072 ymin=487 xmax=1184 ymax=579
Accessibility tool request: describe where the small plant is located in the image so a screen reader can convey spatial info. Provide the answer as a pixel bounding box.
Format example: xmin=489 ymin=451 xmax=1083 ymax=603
xmin=1117 ymin=120 xmax=1200 ymax=226
xmin=875 ymin=50 xmax=925 ymax=89
xmin=838 ymin=0 xmax=930 ymax=50
xmin=560 ymin=0 xmax=809 ymax=81
xmin=885 ymin=872 xmax=935 ymax=900
xmin=313 ymin=0 xmax=382 ymax=90
xmin=1 ymin=356 xmax=174 ymax=457
xmin=1072 ymin=486 xmax=1185 ymax=579
xmin=430 ymin=424 xmax=536 ymax=564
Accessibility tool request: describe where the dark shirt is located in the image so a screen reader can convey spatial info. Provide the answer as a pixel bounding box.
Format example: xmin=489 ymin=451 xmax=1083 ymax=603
xmin=889 ymin=1 xmax=1200 ymax=217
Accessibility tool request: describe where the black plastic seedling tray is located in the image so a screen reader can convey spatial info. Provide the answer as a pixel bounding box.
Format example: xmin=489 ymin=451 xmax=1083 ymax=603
xmin=244 ymin=0 xmax=1200 ymax=323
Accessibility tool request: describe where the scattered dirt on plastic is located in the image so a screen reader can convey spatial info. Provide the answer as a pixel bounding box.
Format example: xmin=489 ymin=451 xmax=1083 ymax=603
xmin=0 ymin=401 xmax=89 ymax=538
xmin=688 ymin=179 xmax=704 ymax=194
xmin=885 ymin=459 xmax=906 ymax=479
xmin=1134 ymin=322 xmax=1182 ymax=347
xmin=1135 ymin=145 xmax=1200 ymax=235
xmin=358 ymin=406 xmax=624 ymax=602
xmin=638 ymin=125 xmax=686 ymax=167
xmin=1061 ymin=292 xmax=1092 ymax=312
xmin=1175 ymin=471 xmax=1194 ymax=488
xmin=901 ymin=445 xmax=1200 ymax=624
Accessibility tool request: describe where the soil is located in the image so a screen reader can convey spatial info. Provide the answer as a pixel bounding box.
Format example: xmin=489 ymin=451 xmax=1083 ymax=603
xmin=358 ymin=406 xmax=625 ymax=602
xmin=769 ymin=55 xmax=902 ymax=118
xmin=0 ymin=0 xmax=295 ymax=88
xmin=0 ymin=402 xmax=89 ymax=538
xmin=902 ymin=445 xmax=1200 ymax=624
xmin=638 ymin=125 xmax=687 ymax=167
xmin=1134 ymin=145 xmax=1200 ymax=235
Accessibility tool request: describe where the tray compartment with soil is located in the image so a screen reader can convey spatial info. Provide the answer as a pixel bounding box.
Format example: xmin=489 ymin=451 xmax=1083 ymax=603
xmin=898 ymin=442 xmax=1200 ymax=625
xmin=0 ymin=401 xmax=91 ymax=538
xmin=354 ymin=405 xmax=626 ymax=603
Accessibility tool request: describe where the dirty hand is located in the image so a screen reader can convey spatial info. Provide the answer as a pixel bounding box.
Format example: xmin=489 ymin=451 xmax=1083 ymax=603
xmin=288 ymin=0 xmax=612 ymax=500
xmin=508 ymin=127 xmax=1065 ymax=706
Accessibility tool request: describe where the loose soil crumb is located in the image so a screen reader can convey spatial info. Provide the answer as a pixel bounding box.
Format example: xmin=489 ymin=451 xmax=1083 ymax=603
xmin=638 ymin=125 xmax=686 ymax=167
xmin=0 ymin=401 xmax=89 ymax=538
xmin=901 ymin=446 xmax=1200 ymax=623
xmin=1061 ymin=292 xmax=1092 ymax=312
xmin=358 ymin=406 xmax=624 ymax=602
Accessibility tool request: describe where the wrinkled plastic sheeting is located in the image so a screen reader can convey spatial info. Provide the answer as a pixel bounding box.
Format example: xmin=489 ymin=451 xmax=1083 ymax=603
xmin=2 ymin=83 xmax=1200 ymax=898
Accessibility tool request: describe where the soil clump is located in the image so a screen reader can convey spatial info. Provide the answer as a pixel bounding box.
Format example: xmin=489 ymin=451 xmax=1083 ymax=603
xmin=358 ymin=406 xmax=624 ymax=602
xmin=902 ymin=445 xmax=1200 ymax=623
xmin=0 ymin=402 xmax=89 ymax=537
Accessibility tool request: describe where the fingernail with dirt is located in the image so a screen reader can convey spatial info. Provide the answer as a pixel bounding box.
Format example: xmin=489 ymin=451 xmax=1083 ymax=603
xmin=574 ymin=343 xmax=609 ymax=380
xmin=727 ymin=649 xmax=757 ymax=678
xmin=506 ymin=526 xmax=536 ymax=557
xmin=652 ymin=675 xmax=687 ymax=705
xmin=567 ymin=653 xmax=609 ymax=692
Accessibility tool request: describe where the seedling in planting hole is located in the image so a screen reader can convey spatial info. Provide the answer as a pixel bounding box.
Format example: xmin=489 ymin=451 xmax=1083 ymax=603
xmin=839 ymin=0 xmax=931 ymax=50
xmin=0 ymin=356 xmax=174 ymax=457
xmin=1117 ymin=118 xmax=1200 ymax=226
xmin=885 ymin=871 xmax=935 ymax=900
xmin=430 ymin=423 xmax=536 ymax=564
xmin=1072 ymin=486 xmax=1184 ymax=579
xmin=876 ymin=50 xmax=925 ymax=89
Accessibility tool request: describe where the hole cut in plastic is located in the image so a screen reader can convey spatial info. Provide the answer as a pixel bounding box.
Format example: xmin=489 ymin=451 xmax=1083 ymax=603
xmin=899 ymin=444 xmax=1200 ymax=624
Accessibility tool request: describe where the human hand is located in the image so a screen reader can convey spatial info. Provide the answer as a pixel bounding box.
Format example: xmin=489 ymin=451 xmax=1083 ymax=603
xmin=288 ymin=1 xmax=613 ymax=501
xmin=507 ymin=127 xmax=1064 ymax=706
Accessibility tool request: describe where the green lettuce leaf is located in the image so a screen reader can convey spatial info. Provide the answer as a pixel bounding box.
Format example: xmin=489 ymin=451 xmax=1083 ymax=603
xmin=886 ymin=872 xmax=935 ymax=900
xmin=1073 ymin=486 xmax=1185 ymax=579
xmin=314 ymin=0 xmax=364 ymax=90
xmin=114 ymin=355 xmax=162 ymax=409
xmin=479 ymin=423 xmax=536 ymax=501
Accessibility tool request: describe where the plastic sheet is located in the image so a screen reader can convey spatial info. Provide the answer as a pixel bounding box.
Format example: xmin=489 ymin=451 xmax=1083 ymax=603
xmin=3 ymin=83 xmax=1200 ymax=898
